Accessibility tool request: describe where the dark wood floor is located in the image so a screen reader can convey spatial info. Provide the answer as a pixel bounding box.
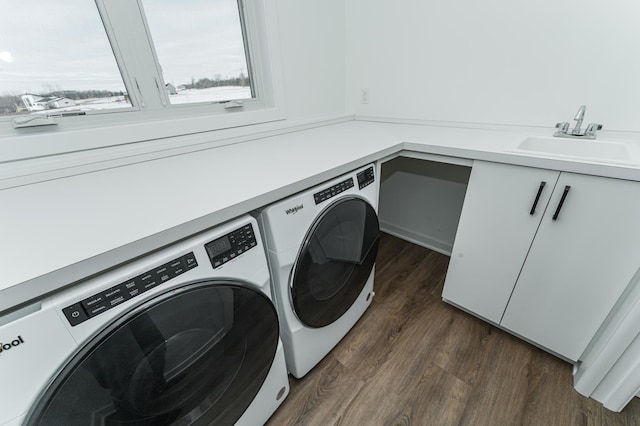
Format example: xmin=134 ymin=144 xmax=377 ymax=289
xmin=266 ymin=233 xmax=640 ymax=426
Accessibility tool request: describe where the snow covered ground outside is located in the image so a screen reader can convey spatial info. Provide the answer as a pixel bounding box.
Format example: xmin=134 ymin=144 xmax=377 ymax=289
xmin=169 ymin=86 xmax=251 ymax=104
xmin=23 ymin=86 xmax=252 ymax=115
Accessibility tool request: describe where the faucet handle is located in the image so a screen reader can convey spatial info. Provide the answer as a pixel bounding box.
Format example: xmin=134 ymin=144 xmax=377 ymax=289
xmin=555 ymin=122 xmax=570 ymax=135
xmin=585 ymin=123 xmax=603 ymax=136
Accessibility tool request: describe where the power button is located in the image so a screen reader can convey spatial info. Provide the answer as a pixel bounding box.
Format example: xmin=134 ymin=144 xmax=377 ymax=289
xmin=62 ymin=303 xmax=89 ymax=326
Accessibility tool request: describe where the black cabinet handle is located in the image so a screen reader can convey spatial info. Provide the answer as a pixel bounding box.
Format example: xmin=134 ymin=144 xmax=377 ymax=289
xmin=552 ymin=185 xmax=571 ymax=221
xmin=529 ymin=181 xmax=546 ymax=215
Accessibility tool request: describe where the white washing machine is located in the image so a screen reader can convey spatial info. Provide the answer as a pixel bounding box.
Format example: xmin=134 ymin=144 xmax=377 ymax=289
xmin=257 ymin=164 xmax=380 ymax=378
xmin=0 ymin=215 xmax=289 ymax=426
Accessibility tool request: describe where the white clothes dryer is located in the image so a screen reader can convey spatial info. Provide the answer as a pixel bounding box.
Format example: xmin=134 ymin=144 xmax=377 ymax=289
xmin=257 ymin=164 xmax=379 ymax=378
xmin=0 ymin=215 xmax=288 ymax=426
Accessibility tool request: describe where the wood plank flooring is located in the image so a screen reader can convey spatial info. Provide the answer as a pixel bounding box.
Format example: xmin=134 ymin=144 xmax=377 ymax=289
xmin=266 ymin=233 xmax=640 ymax=426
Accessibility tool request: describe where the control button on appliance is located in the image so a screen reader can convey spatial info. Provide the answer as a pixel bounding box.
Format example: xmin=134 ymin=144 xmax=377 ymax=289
xmin=103 ymin=284 xmax=132 ymax=306
xmin=123 ymin=280 xmax=137 ymax=290
xmin=62 ymin=303 xmax=89 ymax=327
xmin=140 ymin=272 xmax=160 ymax=290
xmin=86 ymin=302 xmax=109 ymax=317
xmin=81 ymin=294 xmax=104 ymax=308
xmin=156 ymin=263 xmax=174 ymax=283
xmin=183 ymin=252 xmax=198 ymax=270
xmin=103 ymin=286 xmax=124 ymax=300
xmin=173 ymin=265 xmax=185 ymax=276
xmin=108 ymin=295 xmax=127 ymax=308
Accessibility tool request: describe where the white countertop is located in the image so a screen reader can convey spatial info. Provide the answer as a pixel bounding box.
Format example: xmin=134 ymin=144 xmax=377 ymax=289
xmin=3 ymin=119 xmax=640 ymax=313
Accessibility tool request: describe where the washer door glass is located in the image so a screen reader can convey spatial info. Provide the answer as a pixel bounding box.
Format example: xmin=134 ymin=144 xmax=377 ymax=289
xmin=291 ymin=197 xmax=379 ymax=328
xmin=26 ymin=283 xmax=279 ymax=426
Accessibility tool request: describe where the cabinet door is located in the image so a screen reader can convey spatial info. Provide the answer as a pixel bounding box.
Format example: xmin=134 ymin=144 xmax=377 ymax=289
xmin=501 ymin=173 xmax=640 ymax=361
xmin=442 ymin=161 xmax=560 ymax=323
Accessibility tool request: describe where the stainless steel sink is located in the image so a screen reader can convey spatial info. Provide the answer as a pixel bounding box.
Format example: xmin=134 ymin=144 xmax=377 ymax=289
xmin=513 ymin=136 xmax=635 ymax=165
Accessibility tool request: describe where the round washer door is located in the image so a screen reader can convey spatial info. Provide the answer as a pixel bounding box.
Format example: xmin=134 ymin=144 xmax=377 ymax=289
xmin=26 ymin=282 xmax=280 ymax=426
xmin=291 ymin=197 xmax=379 ymax=328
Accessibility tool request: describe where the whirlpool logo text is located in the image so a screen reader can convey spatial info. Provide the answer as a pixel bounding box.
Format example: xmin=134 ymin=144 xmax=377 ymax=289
xmin=285 ymin=204 xmax=304 ymax=215
xmin=0 ymin=336 xmax=24 ymax=356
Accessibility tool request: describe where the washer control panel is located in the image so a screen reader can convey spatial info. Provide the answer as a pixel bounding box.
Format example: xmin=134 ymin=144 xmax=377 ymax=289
xmin=205 ymin=223 xmax=257 ymax=269
xmin=357 ymin=166 xmax=375 ymax=189
xmin=62 ymin=252 xmax=198 ymax=327
xmin=314 ymin=177 xmax=355 ymax=205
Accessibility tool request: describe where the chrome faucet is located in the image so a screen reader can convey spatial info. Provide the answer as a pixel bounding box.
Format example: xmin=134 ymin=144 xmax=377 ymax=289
xmin=572 ymin=105 xmax=586 ymax=135
xmin=554 ymin=105 xmax=603 ymax=139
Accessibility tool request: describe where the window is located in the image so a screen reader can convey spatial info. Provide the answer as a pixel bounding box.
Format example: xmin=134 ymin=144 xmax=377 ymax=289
xmin=142 ymin=0 xmax=254 ymax=106
xmin=0 ymin=0 xmax=132 ymax=117
xmin=0 ymin=0 xmax=284 ymax=162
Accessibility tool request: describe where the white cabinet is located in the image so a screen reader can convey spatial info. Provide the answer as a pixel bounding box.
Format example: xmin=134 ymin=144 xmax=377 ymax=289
xmin=443 ymin=160 xmax=640 ymax=361
xmin=442 ymin=162 xmax=560 ymax=323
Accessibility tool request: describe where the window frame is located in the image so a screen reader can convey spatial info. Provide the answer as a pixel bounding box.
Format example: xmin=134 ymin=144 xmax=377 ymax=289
xmin=0 ymin=0 xmax=286 ymax=164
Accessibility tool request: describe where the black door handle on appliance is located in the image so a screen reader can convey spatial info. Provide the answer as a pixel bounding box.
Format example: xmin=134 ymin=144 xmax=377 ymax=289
xmin=529 ymin=181 xmax=546 ymax=215
xmin=552 ymin=185 xmax=571 ymax=221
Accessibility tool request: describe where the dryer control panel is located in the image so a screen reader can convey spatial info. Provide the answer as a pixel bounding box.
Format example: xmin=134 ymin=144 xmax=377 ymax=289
xmin=205 ymin=223 xmax=257 ymax=269
xmin=62 ymin=252 xmax=198 ymax=326
xmin=357 ymin=166 xmax=375 ymax=189
xmin=313 ymin=177 xmax=355 ymax=205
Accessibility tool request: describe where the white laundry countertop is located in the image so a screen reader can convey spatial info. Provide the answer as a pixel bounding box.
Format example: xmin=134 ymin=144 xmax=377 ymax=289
xmin=2 ymin=119 xmax=640 ymax=313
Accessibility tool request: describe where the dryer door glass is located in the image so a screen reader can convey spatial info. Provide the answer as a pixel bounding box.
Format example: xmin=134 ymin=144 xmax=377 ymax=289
xmin=291 ymin=197 xmax=379 ymax=328
xmin=26 ymin=283 xmax=279 ymax=426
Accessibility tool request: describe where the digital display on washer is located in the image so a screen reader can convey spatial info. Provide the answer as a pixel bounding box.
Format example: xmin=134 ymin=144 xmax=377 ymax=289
xmin=205 ymin=236 xmax=231 ymax=258
xmin=62 ymin=252 xmax=198 ymax=327
xmin=205 ymin=223 xmax=257 ymax=269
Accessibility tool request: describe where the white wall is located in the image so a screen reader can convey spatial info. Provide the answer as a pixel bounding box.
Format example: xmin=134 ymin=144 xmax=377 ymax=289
xmin=278 ymin=0 xmax=347 ymax=119
xmin=347 ymin=0 xmax=640 ymax=132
